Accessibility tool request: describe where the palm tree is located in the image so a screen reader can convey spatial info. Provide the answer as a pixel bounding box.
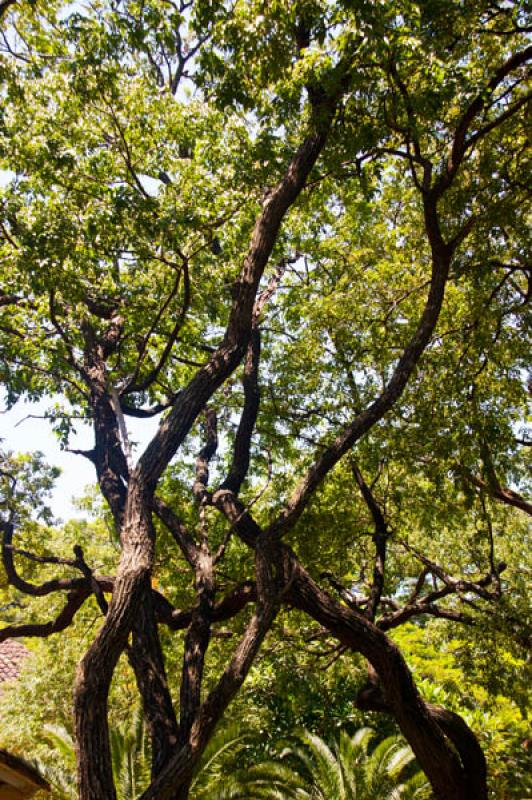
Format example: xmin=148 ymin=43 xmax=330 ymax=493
xmin=34 ymin=716 xmax=245 ymax=800
xmin=31 ymin=723 xmax=76 ymax=800
xmin=34 ymin=721 xmax=429 ymax=800
xmin=35 ymin=710 xmax=150 ymax=800
xmin=190 ymin=722 xmax=249 ymax=799
xmin=110 ymin=710 xmax=150 ymax=800
xmin=209 ymin=727 xmax=431 ymax=800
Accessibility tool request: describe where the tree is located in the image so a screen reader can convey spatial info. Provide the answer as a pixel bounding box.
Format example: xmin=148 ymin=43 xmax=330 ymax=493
xmin=0 ymin=1 xmax=530 ymax=799
xmin=34 ymin=712 xmax=150 ymax=800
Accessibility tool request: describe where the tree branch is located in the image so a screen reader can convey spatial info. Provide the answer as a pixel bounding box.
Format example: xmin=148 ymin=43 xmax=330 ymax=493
xmin=351 ymin=462 xmax=390 ymax=621
xmin=152 ymin=495 xmax=198 ymax=567
xmin=124 ymin=260 xmax=190 ymax=395
xmin=220 ymin=329 xmax=261 ymax=495
xmin=269 ymin=201 xmax=450 ymax=536
xmin=210 ymin=489 xmax=487 ymax=799
xmin=0 ymin=588 xmax=92 ymax=643
xmin=434 ymin=45 xmax=532 ymax=195
xmin=2 ymin=520 xmax=88 ymax=596
xmin=135 ymin=90 xmax=342 ymax=493
xmin=459 ymin=465 xmax=532 ymax=515
xmin=356 ymin=683 xmax=487 ymax=799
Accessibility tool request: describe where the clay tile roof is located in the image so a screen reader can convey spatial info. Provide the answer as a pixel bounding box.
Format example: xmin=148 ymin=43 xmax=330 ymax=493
xmin=0 ymin=640 xmax=30 ymax=684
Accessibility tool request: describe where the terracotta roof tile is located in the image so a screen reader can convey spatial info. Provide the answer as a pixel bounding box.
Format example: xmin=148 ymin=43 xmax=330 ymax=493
xmin=0 ymin=639 xmax=30 ymax=683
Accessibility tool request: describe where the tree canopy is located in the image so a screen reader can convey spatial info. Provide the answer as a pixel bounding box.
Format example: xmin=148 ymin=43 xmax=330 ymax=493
xmin=0 ymin=1 xmax=530 ymax=799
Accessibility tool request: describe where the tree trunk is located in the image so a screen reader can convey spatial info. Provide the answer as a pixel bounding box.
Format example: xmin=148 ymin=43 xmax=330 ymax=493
xmin=175 ymin=779 xmax=192 ymax=800
xmin=212 ymin=488 xmax=489 ymax=799
xmin=74 ymin=483 xmax=155 ymax=799
xmin=289 ymin=560 xmax=487 ymax=800
xmin=129 ymin=591 xmax=180 ymax=777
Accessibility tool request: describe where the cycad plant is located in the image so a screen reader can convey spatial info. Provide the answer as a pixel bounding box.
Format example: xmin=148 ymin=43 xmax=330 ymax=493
xmin=35 ymin=710 xmax=150 ymax=800
xmin=190 ymin=722 xmax=249 ymax=799
xmin=210 ymin=727 xmax=431 ymax=800
xmin=35 ymin=716 xmax=245 ymax=800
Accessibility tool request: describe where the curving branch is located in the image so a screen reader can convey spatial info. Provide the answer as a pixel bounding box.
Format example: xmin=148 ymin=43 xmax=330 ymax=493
xmin=221 ymin=329 xmax=261 ymax=495
xmin=378 ymin=600 xmax=473 ymax=631
xmin=210 ymin=488 xmax=488 ymax=799
xmin=356 ymin=683 xmax=487 ymax=799
xmin=351 ymin=462 xmax=390 ymax=621
xmin=219 ymin=255 xmax=289 ymax=498
xmin=459 ymin=465 xmax=532 ymax=516
xmin=152 ymin=495 xmax=198 ymax=567
xmin=386 ymin=58 xmax=430 ymax=191
xmin=153 ymin=580 xmax=256 ymax=631
xmin=396 ymin=541 xmax=507 ymax=612
xmin=434 ymin=45 xmax=532 ymax=196
xmin=124 ymin=260 xmax=191 ymax=396
xmin=135 ymin=86 xmax=343 ymax=492
xmin=0 ymin=588 xmax=92 ymax=643
xmin=120 ymin=396 xmax=180 ymax=417
xmin=268 ymin=193 xmax=451 ymax=536
xmin=2 ymin=520 xmax=90 ymax=596
xmin=288 ymin=561 xmax=482 ymax=800
xmin=265 ymin=51 xmax=531 ymax=540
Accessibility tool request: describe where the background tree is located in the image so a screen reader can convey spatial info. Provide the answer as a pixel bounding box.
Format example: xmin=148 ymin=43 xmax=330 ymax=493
xmin=0 ymin=1 xmax=530 ymax=799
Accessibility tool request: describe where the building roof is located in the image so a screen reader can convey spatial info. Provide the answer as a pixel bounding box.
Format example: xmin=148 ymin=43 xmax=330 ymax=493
xmin=0 ymin=642 xmax=49 ymax=796
xmin=0 ymin=749 xmax=50 ymax=798
xmin=0 ymin=640 xmax=30 ymax=685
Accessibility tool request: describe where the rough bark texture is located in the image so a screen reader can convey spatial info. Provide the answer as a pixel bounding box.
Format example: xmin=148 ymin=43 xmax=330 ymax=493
xmin=3 ymin=33 xmax=529 ymax=800
xmin=129 ymin=596 xmax=180 ymax=778
xmin=356 ymin=683 xmax=488 ymax=799
xmin=74 ymin=486 xmax=155 ymax=800
xmin=71 ymin=91 xmax=339 ymax=800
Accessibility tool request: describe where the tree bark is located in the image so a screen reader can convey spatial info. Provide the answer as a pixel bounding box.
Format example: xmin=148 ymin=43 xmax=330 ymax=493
xmin=356 ymin=683 xmax=488 ymax=799
xmin=129 ymin=596 xmax=180 ymax=779
xmin=289 ymin=561 xmax=484 ymax=800
xmin=212 ymin=491 xmax=488 ymax=800
xmin=74 ymin=483 xmax=155 ymax=800
xmin=136 ymin=535 xmax=288 ymax=800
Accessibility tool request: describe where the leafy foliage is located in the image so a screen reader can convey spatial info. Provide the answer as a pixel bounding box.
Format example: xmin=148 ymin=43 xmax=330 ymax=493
xmin=0 ymin=1 xmax=530 ymax=798
xmin=208 ymin=726 xmax=430 ymax=800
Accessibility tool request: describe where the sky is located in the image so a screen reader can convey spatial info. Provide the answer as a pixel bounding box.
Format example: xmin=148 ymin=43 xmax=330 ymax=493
xmin=0 ymin=151 xmax=163 ymax=522
xmin=1 ymin=395 xmax=159 ymax=521
xmin=0 ymin=0 xmax=197 ymax=525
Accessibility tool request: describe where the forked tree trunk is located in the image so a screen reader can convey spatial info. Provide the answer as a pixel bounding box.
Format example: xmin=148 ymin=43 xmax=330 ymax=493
xmin=74 ymin=484 xmax=156 ymax=800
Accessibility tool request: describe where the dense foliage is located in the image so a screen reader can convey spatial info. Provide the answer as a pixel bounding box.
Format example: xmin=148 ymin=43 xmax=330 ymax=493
xmin=0 ymin=1 xmax=530 ymax=799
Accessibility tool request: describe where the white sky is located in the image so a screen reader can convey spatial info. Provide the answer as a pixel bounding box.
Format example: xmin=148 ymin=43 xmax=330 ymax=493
xmin=1 ymin=396 xmax=159 ymax=521
xmin=0 ymin=154 xmax=162 ymax=521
